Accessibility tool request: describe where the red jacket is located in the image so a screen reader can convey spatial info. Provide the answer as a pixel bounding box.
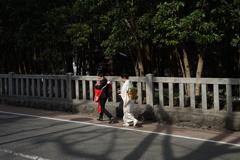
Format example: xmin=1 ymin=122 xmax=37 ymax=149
xmin=94 ymin=82 xmax=102 ymax=113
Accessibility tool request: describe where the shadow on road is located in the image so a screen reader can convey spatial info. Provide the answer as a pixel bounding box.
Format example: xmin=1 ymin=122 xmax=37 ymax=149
xmin=0 ymin=106 xmax=240 ymax=160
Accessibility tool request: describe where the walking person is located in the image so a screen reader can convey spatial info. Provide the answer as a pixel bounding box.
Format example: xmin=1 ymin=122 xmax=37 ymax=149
xmin=95 ymin=73 xmax=115 ymax=123
xmin=119 ymin=73 xmax=138 ymax=127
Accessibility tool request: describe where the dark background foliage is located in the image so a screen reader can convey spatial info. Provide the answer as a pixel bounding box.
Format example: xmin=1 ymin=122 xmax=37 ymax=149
xmin=0 ymin=0 xmax=239 ymax=78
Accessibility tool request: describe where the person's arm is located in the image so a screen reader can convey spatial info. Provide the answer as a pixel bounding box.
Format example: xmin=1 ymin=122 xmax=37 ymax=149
xmin=120 ymin=82 xmax=130 ymax=107
xmin=95 ymin=78 xmax=107 ymax=89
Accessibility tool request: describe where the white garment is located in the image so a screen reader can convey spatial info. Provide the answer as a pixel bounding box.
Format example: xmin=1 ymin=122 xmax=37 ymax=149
xmin=120 ymin=80 xmax=137 ymax=123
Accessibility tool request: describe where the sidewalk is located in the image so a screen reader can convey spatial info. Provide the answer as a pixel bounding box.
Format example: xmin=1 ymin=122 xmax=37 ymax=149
xmin=1 ymin=104 xmax=240 ymax=146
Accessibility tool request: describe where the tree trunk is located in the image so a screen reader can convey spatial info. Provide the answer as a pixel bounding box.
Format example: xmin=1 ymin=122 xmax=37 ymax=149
xmin=65 ymin=55 xmax=73 ymax=73
xmin=238 ymin=43 xmax=240 ymax=78
xmin=136 ymin=45 xmax=145 ymax=77
xmin=174 ymin=47 xmax=185 ymax=77
xmin=124 ymin=19 xmax=145 ymax=77
xmin=182 ymin=48 xmax=191 ymax=78
xmin=180 ymin=44 xmax=191 ymax=96
xmin=145 ymin=44 xmax=151 ymax=73
xmin=129 ymin=47 xmax=139 ymax=76
xmin=15 ymin=47 xmax=22 ymax=74
xmin=195 ymin=52 xmax=204 ymax=96
xmin=108 ymin=54 xmax=114 ymax=75
xmin=171 ymin=48 xmax=179 ymax=77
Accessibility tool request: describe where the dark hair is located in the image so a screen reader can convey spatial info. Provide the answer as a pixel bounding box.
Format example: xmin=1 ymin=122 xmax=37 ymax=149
xmin=98 ymin=73 xmax=105 ymax=77
xmin=121 ymin=73 xmax=129 ymax=79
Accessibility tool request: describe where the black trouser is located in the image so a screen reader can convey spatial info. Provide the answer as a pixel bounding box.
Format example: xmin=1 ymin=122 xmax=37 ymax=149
xmin=99 ymin=97 xmax=112 ymax=119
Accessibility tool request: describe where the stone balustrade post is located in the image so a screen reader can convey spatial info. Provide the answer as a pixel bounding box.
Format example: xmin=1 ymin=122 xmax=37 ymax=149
xmin=66 ymin=73 xmax=73 ymax=100
xmin=146 ymin=74 xmax=154 ymax=107
xmin=8 ymin=72 xmax=15 ymax=96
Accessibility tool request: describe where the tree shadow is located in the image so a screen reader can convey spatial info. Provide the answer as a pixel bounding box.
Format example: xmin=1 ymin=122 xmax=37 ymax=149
xmin=1 ymin=110 xmax=240 ymax=160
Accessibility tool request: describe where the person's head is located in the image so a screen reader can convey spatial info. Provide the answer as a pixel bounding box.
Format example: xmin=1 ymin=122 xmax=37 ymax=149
xmin=121 ymin=73 xmax=129 ymax=82
xmin=98 ymin=73 xmax=105 ymax=80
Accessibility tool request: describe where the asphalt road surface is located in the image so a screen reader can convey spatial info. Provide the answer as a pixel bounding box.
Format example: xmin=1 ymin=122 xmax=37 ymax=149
xmin=0 ymin=112 xmax=240 ymax=160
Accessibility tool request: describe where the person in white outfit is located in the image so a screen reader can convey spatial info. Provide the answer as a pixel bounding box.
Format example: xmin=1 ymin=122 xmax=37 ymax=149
xmin=119 ymin=74 xmax=138 ymax=127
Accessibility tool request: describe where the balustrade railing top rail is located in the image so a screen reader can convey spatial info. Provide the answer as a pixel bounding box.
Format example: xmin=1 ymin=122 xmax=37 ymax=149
xmin=153 ymin=77 xmax=240 ymax=84
xmin=0 ymin=73 xmax=239 ymax=113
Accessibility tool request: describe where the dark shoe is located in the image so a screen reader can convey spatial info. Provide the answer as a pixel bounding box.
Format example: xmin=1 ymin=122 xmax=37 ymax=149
xmin=109 ymin=117 xmax=115 ymax=124
xmin=97 ymin=118 xmax=103 ymax=121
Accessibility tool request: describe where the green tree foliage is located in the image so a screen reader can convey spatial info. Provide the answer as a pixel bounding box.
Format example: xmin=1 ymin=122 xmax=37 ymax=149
xmin=152 ymin=0 xmax=239 ymax=78
xmin=0 ymin=0 xmax=239 ymax=78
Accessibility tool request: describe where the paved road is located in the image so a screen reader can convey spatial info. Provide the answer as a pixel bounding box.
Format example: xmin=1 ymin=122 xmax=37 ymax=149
xmin=0 ymin=108 xmax=240 ymax=160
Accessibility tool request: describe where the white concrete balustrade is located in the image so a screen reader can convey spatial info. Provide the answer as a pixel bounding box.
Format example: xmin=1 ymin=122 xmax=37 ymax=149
xmin=0 ymin=73 xmax=239 ymax=113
